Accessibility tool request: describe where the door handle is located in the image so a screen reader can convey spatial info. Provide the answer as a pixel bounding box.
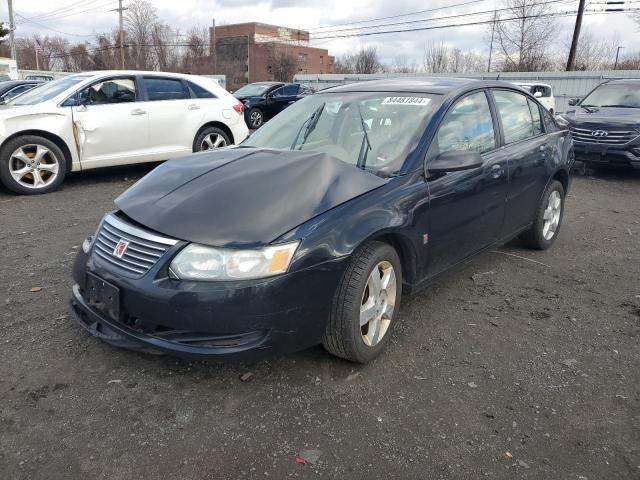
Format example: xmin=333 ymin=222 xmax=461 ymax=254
xmin=539 ymin=145 xmax=548 ymax=155
xmin=131 ymin=109 xmax=146 ymax=115
xmin=188 ymin=104 xmax=201 ymax=110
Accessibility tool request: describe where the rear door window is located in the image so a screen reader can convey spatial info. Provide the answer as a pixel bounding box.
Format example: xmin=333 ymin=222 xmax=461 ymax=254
xmin=143 ymin=77 xmax=190 ymax=101
xmin=493 ymin=90 xmax=536 ymax=144
xmin=527 ymin=99 xmax=544 ymax=135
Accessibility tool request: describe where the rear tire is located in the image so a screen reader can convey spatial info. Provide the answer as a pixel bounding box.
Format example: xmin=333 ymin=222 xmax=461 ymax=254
xmin=0 ymin=135 xmax=67 ymax=195
xmin=322 ymin=241 xmax=402 ymax=363
xmin=193 ymin=126 xmax=230 ymax=152
xmin=520 ymin=180 xmax=565 ymax=250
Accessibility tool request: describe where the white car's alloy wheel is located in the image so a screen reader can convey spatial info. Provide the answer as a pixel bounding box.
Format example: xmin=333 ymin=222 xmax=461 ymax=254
xmin=200 ymin=133 xmax=227 ymax=150
xmin=9 ymin=144 xmax=60 ymax=190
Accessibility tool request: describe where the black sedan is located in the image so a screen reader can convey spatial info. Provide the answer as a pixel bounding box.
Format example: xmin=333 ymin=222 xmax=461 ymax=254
xmin=70 ymin=78 xmax=574 ymax=363
xmin=234 ymin=81 xmax=313 ymax=129
xmin=0 ymin=80 xmax=43 ymax=103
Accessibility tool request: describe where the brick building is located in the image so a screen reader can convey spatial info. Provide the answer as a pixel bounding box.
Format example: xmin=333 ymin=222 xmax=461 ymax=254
xmin=209 ymin=22 xmax=334 ymax=90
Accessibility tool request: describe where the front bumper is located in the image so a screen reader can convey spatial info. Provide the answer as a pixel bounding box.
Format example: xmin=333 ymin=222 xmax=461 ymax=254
xmin=70 ymin=245 xmax=347 ymax=361
xmin=573 ymin=142 xmax=640 ymax=169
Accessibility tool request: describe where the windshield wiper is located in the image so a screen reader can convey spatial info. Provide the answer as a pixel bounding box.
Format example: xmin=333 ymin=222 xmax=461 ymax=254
xmin=356 ymin=105 xmax=372 ymax=169
xmin=290 ymin=102 xmax=325 ymax=150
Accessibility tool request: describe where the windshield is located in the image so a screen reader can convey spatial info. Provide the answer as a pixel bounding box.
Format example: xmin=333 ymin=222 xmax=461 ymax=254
xmin=235 ymin=83 xmax=276 ymax=97
xmin=10 ymin=74 xmax=91 ymax=106
xmin=242 ymin=92 xmax=439 ymax=175
xmin=581 ymin=84 xmax=640 ymax=108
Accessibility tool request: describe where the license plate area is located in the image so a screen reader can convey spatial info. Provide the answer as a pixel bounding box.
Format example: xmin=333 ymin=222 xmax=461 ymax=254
xmin=86 ymin=272 xmax=120 ymax=320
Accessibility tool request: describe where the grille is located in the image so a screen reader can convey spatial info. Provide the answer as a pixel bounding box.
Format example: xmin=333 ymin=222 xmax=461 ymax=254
xmin=92 ymin=213 xmax=178 ymax=277
xmin=570 ymin=126 xmax=639 ymax=146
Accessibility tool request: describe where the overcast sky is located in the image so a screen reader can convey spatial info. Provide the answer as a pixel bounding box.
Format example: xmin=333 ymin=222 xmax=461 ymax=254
xmin=3 ymin=0 xmax=638 ymax=65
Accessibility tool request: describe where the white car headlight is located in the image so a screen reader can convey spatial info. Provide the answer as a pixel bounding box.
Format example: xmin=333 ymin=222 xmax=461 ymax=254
xmin=169 ymin=241 xmax=300 ymax=281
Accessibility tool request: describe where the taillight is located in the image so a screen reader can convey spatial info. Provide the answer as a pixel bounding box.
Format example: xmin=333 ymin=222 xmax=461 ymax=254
xmin=233 ymin=102 xmax=244 ymax=113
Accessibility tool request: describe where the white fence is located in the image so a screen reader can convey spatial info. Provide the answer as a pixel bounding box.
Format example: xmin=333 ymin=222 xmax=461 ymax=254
xmin=294 ymin=70 xmax=640 ymax=113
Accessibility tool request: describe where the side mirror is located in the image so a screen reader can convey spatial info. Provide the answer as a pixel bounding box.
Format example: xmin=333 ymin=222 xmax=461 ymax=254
xmin=534 ymin=91 xmax=543 ymax=98
xmin=429 ymin=150 xmax=483 ymax=174
xmin=568 ymin=98 xmax=580 ymax=106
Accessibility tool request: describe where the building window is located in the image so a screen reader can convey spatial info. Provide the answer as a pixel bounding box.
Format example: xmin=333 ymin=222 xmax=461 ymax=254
xmin=298 ymin=53 xmax=307 ymax=63
xmin=320 ymin=56 xmax=324 ymax=64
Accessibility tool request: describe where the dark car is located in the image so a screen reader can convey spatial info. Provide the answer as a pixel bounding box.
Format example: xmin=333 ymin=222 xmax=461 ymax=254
xmin=234 ymin=81 xmax=313 ymax=129
xmin=561 ymin=79 xmax=640 ymax=170
xmin=70 ymin=78 xmax=573 ymax=363
xmin=0 ymin=80 xmax=43 ymax=103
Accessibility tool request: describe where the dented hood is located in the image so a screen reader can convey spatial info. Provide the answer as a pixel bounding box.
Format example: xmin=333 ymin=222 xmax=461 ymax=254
xmin=115 ymin=148 xmax=387 ymax=247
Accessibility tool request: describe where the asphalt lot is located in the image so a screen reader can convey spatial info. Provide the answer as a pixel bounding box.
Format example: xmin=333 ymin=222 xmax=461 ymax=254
xmin=0 ymin=163 xmax=639 ymax=479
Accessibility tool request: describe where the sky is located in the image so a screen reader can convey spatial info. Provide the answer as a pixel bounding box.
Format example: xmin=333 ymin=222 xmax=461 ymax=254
xmin=2 ymin=0 xmax=638 ymax=66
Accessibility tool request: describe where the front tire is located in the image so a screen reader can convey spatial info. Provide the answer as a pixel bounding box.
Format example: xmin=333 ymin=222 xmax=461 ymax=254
xmin=193 ymin=127 xmax=230 ymax=152
xmin=520 ymin=180 xmax=565 ymax=250
xmin=322 ymin=241 xmax=402 ymax=363
xmin=0 ymin=135 xmax=67 ymax=195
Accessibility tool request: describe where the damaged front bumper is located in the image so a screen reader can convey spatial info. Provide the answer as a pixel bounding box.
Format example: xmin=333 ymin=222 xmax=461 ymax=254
xmin=69 ymin=242 xmax=347 ymax=361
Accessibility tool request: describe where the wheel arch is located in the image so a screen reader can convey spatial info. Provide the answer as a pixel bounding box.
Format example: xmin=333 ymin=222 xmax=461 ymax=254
xmin=193 ymin=121 xmax=235 ymax=151
xmin=1 ymin=129 xmax=74 ymax=171
xmin=361 ymin=230 xmax=419 ymax=288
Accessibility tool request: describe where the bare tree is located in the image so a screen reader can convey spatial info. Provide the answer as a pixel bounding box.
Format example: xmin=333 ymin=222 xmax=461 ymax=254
xmin=423 ymin=41 xmax=449 ymax=73
xmin=390 ymin=55 xmax=418 ymax=73
xmin=265 ymin=44 xmax=297 ymax=82
xmin=182 ymin=26 xmax=211 ymax=74
xmin=354 ymin=46 xmax=382 ymax=73
xmin=560 ymin=30 xmax=618 ymax=71
xmin=125 ymin=0 xmax=158 ymax=70
xmin=492 ymin=0 xmax=557 ymax=71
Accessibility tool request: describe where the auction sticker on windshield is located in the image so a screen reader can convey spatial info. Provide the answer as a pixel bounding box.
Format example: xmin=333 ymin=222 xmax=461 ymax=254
xmin=381 ymin=97 xmax=431 ymax=106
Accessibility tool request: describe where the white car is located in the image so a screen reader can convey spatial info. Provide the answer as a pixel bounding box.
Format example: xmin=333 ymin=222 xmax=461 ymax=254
xmin=0 ymin=71 xmax=249 ymax=194
xmin=514 ymin=82 xmax=556 ymax=115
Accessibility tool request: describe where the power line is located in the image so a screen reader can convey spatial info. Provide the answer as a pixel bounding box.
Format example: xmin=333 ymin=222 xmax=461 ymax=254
xmin=310 ymin=0 xmax=576 ymax=37
xmin=26 ymin=0 xmax=113 ymax=22
xmin=15 ymin=13 xmax=96 ymax=37
xmin=310 ymin=8 xmax=638 ymax=41
xmin=308 ymin=0 xmax=491 ymax=32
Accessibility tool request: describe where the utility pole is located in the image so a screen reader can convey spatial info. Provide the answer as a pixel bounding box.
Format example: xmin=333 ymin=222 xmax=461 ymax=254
xmin=614 ymin=46 xmax=624 ymax=70
xmin=566 ymin=0 xmax=586 ymax=71
xmin=111 ymin=0 xmax=128 ymax=69
xmin=487 ymin=10 xmax=497 ymax=73
xmin=212 ymin=18 xmax=216 ymax=74
xmin=7 ymin=0 xmax=17 ymax=64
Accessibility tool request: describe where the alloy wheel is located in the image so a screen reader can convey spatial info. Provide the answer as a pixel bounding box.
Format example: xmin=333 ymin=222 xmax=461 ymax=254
xmin=9 ymin=144 xmax=60 ymax=190
xmin=360 ymin=260 xmax=397 ymax=347
xmin=542 ymin=190 xmax=562 ymax=240
xmin=250 ymin=110 xmax=263 ymax=128
xmin=200 ymin=133 xmax=227 ymax=150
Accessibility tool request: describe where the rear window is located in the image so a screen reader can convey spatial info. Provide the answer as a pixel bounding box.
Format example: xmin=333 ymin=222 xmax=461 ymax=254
xmin=143 ymin=77 xmax=190 ymax=101
xmin=187 ymin=81 xmax=215 ymax=99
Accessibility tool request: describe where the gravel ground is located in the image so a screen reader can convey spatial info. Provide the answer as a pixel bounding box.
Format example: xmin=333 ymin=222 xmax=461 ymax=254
xmin=0 ymin=163 xmax=639 ymax=480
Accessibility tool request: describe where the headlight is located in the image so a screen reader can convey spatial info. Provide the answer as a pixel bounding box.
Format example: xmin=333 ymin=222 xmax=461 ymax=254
xmin=82 ymin=235 xmax=94 ymax=254
xmin=169 ymin=241 xmax=300 ymax=281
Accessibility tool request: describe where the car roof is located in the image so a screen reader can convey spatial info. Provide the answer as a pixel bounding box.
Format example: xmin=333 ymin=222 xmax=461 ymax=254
xmin=606 ymin=78 xmax=640 ymax=84
xmin=0 ymin=80 xmax=41 ymax=87
xmin=515 ymin=82 xmax=551 ymax=87
xmin=320 ymin=77 xmax=523 ymax=95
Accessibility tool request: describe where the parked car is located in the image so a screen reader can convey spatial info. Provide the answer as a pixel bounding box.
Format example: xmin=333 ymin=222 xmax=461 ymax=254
xmin=234 ymin=81 xmax=313 ymax=129
xmin=0 ymin=79 xmax=43 ymax=103
xmin=71 ymin=78 xmax=573 ymax=363
xmin=560 ymin=79 xmax=640 ymax=170
xmin=515 ymin=82 xmax=556 ymax=115
xmin=25 ymin=74 xmax=54 ymax=81
xmin=0 ymin=71 xmax=248 ymax=195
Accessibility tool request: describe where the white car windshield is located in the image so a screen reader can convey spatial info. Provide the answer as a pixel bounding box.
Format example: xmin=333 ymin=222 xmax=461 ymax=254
xmin=242 ymin=92 xmax=439 ymax=175
xmin=10 ymin=74 xmax=92 ymax=106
